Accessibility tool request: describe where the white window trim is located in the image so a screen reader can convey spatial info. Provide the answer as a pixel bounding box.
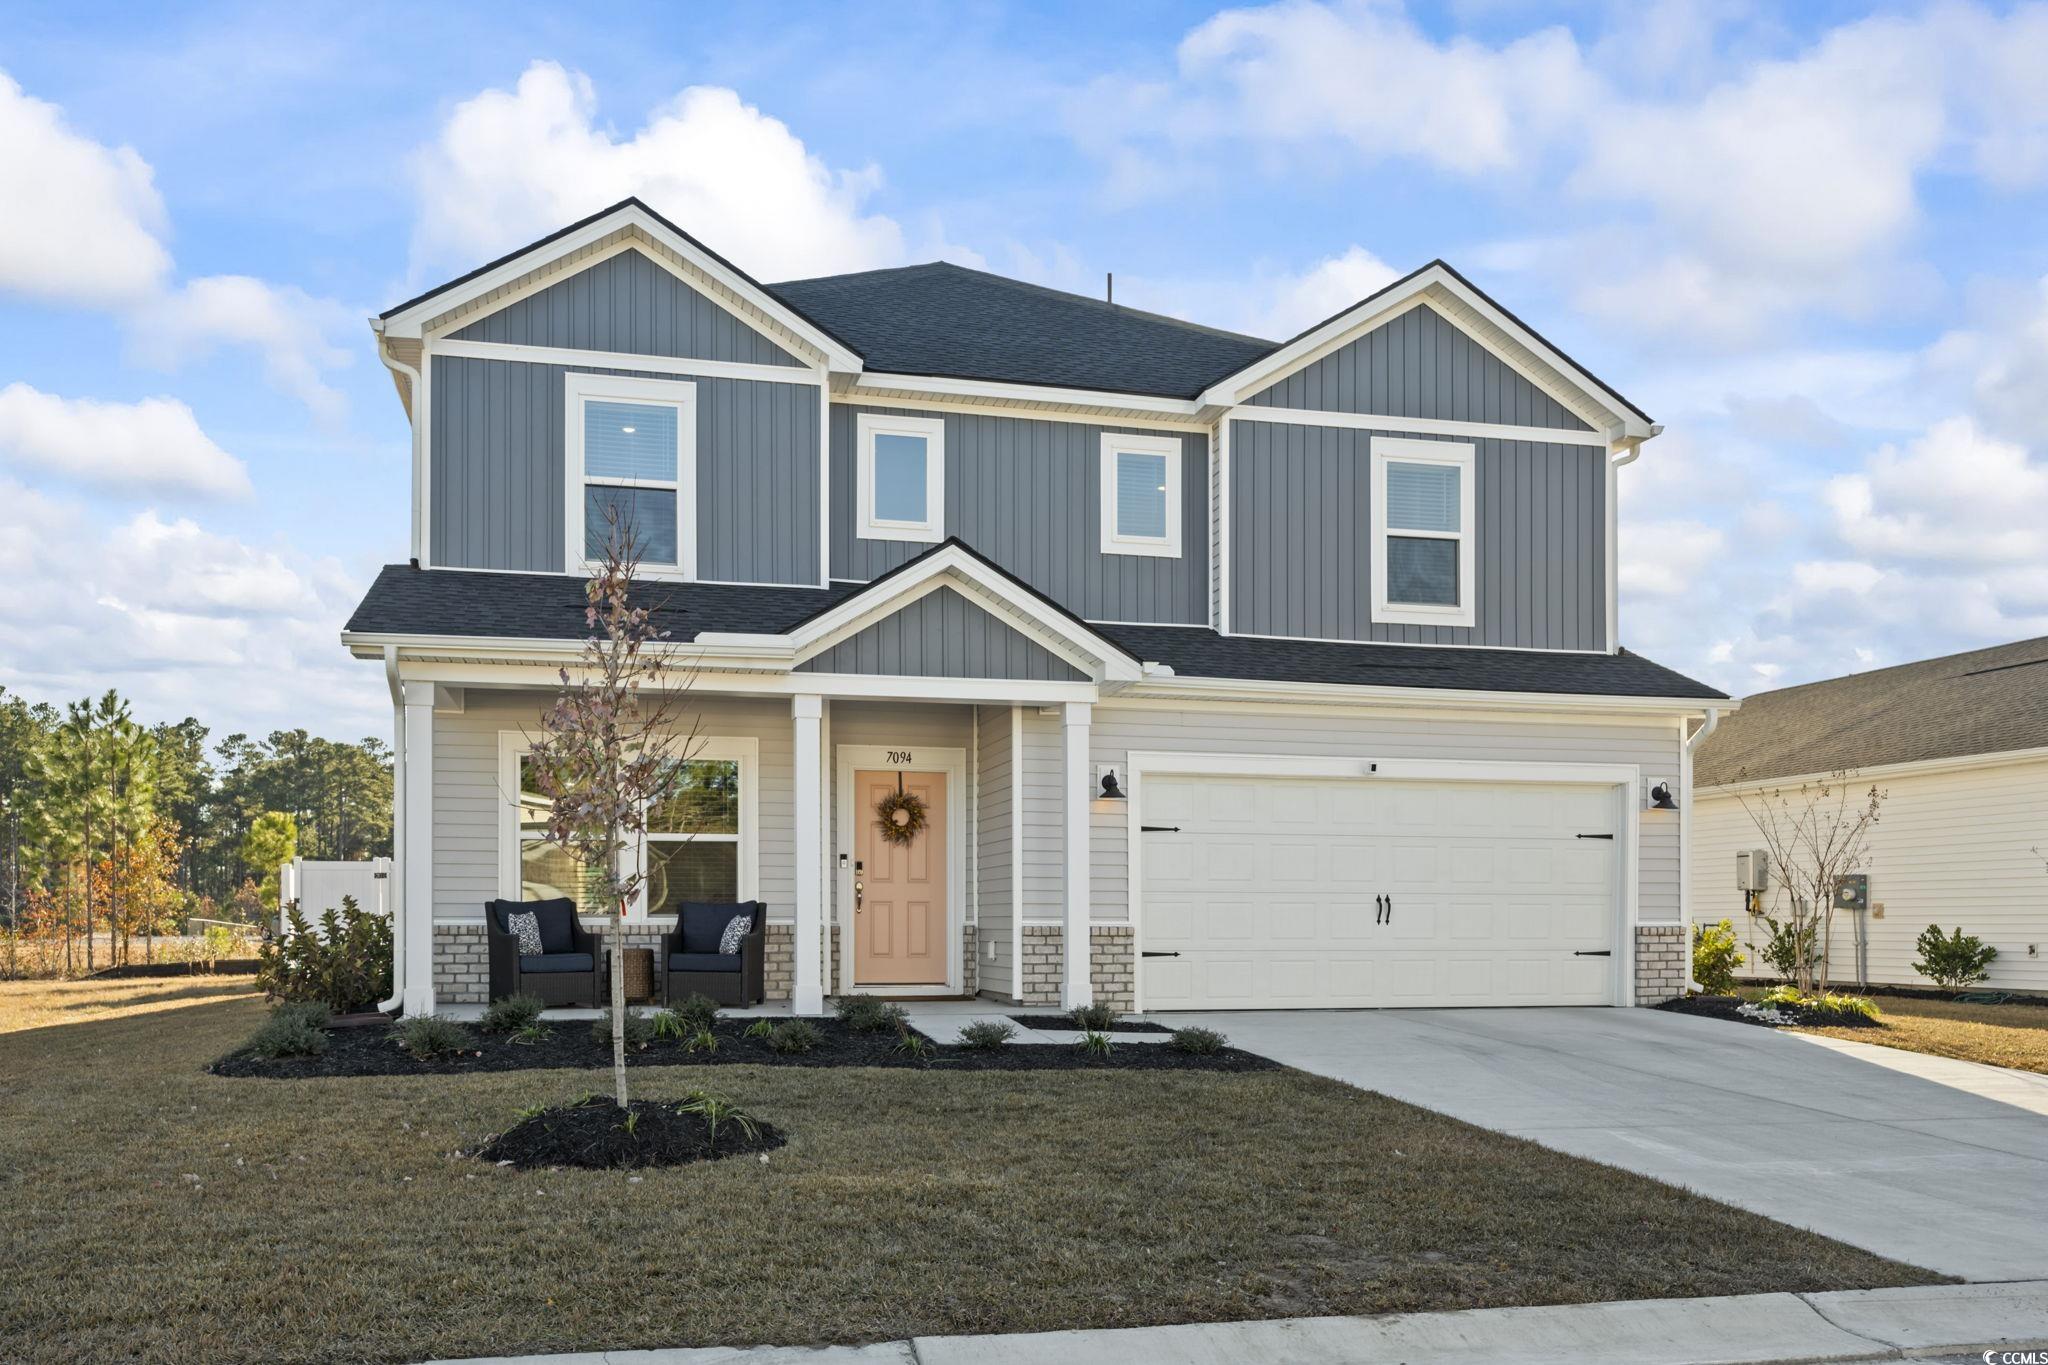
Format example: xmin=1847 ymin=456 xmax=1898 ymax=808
xmin=855 ymin=412 xmax=945 ymax=543
xmin=564 ymin=372 xmax=698 ymax=579
xmin=496 ymin=731 xmax=758 ymax=921
xmin=1099 ymin=432 xmax=1183 ymax=558
xmin=1371 ymin=436 xmax=1476 ymax=629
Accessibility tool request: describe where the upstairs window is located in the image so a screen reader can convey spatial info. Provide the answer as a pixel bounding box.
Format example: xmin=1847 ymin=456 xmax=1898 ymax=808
xmin=1371 ymin=437 xmax=1475 ymax=628
xmin=856 ymin=412 xmax=945 ymax=542
xmin=566 ymin=373 xmax=696 ymax=576
xmin=1099 ymin=432 xmax=1182 ymax=558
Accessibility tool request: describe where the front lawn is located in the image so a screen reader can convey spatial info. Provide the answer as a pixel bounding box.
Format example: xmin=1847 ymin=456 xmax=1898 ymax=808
xmin=1776 ymin=990 xmax=2048 ymax=1074
xmin=0 ymin=977 xmax=1939 ymax=1365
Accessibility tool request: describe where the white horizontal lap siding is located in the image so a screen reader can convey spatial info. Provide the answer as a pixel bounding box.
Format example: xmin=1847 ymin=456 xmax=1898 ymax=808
xmin=1084 ymin=704 xmax=1683 ymax=924
xmin=1690 ymin=759 xmax=2048 ymax=993
xmin=974 ymin=704 xmax=1016 ymax=996
xmin=430 ymin=690 xmax=795 ymax=922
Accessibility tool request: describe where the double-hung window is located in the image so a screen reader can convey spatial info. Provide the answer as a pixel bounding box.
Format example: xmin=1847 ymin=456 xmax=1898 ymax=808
xmin=499 ymin=734 xmax=756 ymax=918
xmin=1371 ymin=436 xmax=1476 ymax=628
xmin=856 ymin=412 xmax=945 ymax=542
xmin=1098 ymin=432 xmax=1182 ymax=558
xmin=566 ymin=373 xmax=696 ymax=576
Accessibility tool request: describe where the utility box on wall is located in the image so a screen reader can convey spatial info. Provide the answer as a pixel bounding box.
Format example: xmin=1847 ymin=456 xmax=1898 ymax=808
xmin=1735 ymin=849 xmax=1769 ymax=893
xmin=1833 ymin=873 xmax=1869 ymax=913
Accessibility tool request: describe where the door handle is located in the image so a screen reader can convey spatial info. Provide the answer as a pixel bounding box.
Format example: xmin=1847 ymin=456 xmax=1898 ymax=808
xmin=1384 ymin=895 xmax=1393 ymax=924
xmin=854 ymin=878 xmax=864 ymax=911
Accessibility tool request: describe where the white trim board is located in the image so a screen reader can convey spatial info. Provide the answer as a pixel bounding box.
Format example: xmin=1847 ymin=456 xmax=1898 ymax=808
xmin=1122 ymin=750 xmax=1640 ymax=1012
xmin=435 ymin=336 xmax=822 ymax=388
xmin=1696 ymin=745 xmax=2048 ymax=798
xmin=835 ymin=743 xmax=968 ymax=996
xmin=1231 ymin=403 xmax=1612 ymax=449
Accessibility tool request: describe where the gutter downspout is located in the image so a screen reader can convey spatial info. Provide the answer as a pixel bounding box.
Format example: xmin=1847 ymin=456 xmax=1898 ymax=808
xmin=376 ymin=644 xmax=406 ymax=1014
xmin=1605 ymin=424 xmax=1660 ymax=653
xmin=1680 ymin=705 xmax=1722 ymax=994
xmin=375 ymin=331 xmax=425 ymax=565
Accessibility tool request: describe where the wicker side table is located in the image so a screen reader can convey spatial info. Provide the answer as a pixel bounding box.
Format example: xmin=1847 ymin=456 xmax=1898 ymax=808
xmin=622 ymin=947 xmax=655 ymax=1004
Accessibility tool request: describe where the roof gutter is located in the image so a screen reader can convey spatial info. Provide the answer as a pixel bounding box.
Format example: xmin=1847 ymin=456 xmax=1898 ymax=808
xmin=1680 ymin=705 xmax=1722 ymax=995
xmin=376 ymin=645 xmax=405 ymax=1015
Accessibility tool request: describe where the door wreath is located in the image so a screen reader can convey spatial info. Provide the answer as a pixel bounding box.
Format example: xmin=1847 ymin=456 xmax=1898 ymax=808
xmin=874 ymin=780 xmax=929 ymax=846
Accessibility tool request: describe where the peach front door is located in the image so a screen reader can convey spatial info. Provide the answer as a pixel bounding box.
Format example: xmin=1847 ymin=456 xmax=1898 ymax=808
xmin=854 ymin=769 xmax=948 ymax=986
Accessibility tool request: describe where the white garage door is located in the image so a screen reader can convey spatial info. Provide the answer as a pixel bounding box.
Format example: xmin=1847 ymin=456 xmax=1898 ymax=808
xmin=1140 ymin=775 xmax=1620 ymax=1010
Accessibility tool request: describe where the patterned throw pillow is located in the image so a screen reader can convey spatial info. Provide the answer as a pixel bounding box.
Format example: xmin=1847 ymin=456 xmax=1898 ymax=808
xmin=718 ymin=914 xmax=753 ymax=956
xmin=507 ymin=911 xmax=544 ymax=956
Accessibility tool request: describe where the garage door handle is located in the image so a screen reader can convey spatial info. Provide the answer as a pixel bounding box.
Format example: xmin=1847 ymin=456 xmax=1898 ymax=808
xmin=1573 ymin=950 xmax=1612 ymax=957
xmin=1142 ymin=950 xmax=1180 ymax=958
xmin=1384 ymin=895 xmax=1393 ymax=924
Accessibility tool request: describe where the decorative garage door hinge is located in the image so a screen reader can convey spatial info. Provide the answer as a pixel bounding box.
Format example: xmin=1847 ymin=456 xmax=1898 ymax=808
xmin=1573 ymin=950 xmax=1613 ymax=957
xmin=1575 ymin=833 xmax=1615 ymax=840
xmin=1140 ymin=824 xmax=1181 ymax=832
xmin=1141 ymin=950 xmax=1181 ymax=958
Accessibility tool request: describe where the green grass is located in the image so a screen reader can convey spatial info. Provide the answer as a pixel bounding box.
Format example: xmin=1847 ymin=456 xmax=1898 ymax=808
xmin=0 ymin=976 xmax=1940 ymax=1364
xmin=1744 ymin=987 xmax=2048 ymax=1074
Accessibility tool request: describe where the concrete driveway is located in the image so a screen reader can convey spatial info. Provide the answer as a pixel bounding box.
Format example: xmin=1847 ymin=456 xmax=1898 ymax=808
xmin=1160 ymin=1006 xmax=2048 ymax=1282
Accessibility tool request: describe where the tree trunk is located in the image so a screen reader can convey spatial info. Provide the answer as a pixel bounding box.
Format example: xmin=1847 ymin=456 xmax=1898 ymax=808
xmin=611 ymin=894 xmax=629 ymax=1108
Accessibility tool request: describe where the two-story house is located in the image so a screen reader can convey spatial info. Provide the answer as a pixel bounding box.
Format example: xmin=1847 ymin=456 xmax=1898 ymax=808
xmin=344 ymin=198 xmax=1728 ymax=1018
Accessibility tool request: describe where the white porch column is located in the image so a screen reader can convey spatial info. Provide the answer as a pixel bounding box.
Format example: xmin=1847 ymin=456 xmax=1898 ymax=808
xmin=791 ymin=694 xmax=826 ymax=1016
xmin=1061 ymin=701 xmax=1093 ymax=1009
xmin=399 ymin=680 xmax=437 ymax=1016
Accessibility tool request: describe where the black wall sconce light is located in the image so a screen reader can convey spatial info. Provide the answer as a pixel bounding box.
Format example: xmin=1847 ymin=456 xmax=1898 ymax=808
xmin=1648 ymin=781 xmax=1678 ymax=811
xmin=1096 ymin=764 xmax=1126 ymax=800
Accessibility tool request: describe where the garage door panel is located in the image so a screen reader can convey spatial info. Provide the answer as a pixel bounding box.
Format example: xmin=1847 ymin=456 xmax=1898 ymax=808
xmin=1141 ymin=775 xmax=1619 ymax=1011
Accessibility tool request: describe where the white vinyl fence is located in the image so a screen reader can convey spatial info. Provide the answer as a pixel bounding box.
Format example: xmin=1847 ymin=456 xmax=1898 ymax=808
xmin=278 ymin=857 xmax=391 ymax=930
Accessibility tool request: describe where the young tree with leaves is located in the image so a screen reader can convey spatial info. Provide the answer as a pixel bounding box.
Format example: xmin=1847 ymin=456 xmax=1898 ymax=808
xmin=522 ymin=522 xmax=700 ymax=1108
xmin=1735 ymin=772 xmax=1884 ymax=993
xmin=239 ymin=811 xmax=298 ymax=915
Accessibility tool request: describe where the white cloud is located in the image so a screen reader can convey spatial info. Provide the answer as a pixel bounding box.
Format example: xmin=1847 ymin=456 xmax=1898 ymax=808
xmin=1618 ymin=518 xmax=1725 ymax=597
xmin=127 ymin=276 xmax=355 ymax=423
xmin=0 ymin=69 xmax=170 ymax=307
xmin=0 ymin=486 xmax=383 ymax=737
xmin=410 ymin=62 xmax=908 ymax=281
xmin=1825 ymin=417 xmax=2048 ymax=568
xmin=0 ymin=383 xmax=249 ymax=498
xmin=1119 ymin=243 xmax=1400 ymax=339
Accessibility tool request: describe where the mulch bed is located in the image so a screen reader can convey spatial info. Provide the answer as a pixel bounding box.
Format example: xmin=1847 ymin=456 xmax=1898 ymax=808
xmin=90 ymin=960 xmax=262 ymax=980
xmin=1656 ymin=995 xmax=1883 ymax=1030
xmin=210 ymin=1015 xmax=1280 ymax=1079
xmin=1009 ymin=1015 xmax=1172 ymax=1033
xmin=472 ymin=1096 xmax=786 ymax=1170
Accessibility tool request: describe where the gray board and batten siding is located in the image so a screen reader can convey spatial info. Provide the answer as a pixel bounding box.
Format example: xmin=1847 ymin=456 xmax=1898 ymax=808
xmin=1228 ymin=422 xmax=1607 ymax=650
xmin=827 ymin=404 xmax=1209 ymax=625
xmin=796 ymin=587 xmax=1086 ymax=681
xmin=1244 ymin=301 xmax=1594 ymax=432
xmin=429 ymin=355 xmax=820 ymax=584
xmin=450 ymin=247 xmax=806 ymax=367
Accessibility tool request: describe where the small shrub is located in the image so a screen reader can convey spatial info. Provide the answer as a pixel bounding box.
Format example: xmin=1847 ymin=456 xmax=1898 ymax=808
xmin=1912 ymin=924 xmax=1999 ymax=990
xmin=393 ymin=1014 xmax=473 ymax=1059
xmin=649 ymin=1009 xmax=688 ymax=1041
xmin=1758 ymin=915 xmax=1822 ymax=981
xmin=1170 ymin=1025 xmax=1227 ymax=1056
xmin=509 ymin=1022 xmax=552 ymax=1046
xmin=479 ymin=993 xmax=546 ymax=1033
xmin=956 ymin=1019 xmax=1016 ymax=1051
xmin=742 ymin=1018 xmax=775 ymax=1041
xmin=765 ymin=1020 xmax=822 ymax=1054
xmin=1070 ymin=1001 xmax=1121 ymax=1031
xmin=1075 ymin=1029 xmax=1113 ymax=1059
xmin=256 ymin=896 xmax=393 ymax=1013
xmin=685 ymin=1027 xmax=719 ymax=1054
xmin=894 ymin=1029 xmax=934 ymax=1059
xmin=1691 ymin=918 xmax=1744 ymax=995
xmin=270 ymin=1000 xmax=332 ymax=1030
xmin=834 ymin=994 xmax=905 ymax=1032
xmin=589 ymin=1008 xmax=655 ymax=1050
xmin=675 ymin=1090 xmax=761 ymax=1151
xmin=1759 ymin=984 xmax=1881 ymax=1024
xmin=243 ymin=1011 xmax=328 ymax=1059
xmin=674 ymin=993 xmax=723 ymax=1031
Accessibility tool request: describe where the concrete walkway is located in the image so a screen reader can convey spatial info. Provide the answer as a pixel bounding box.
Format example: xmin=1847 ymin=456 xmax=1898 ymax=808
xmin=1154 ymin=1005 xmax=2048 ymax=1282
xmin=424 ymin=1280 xmax=2048 ymax=1364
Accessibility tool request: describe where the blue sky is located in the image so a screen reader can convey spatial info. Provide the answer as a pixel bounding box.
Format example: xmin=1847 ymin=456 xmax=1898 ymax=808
xmin=4 ymin=0 xmax=2047 ymax=742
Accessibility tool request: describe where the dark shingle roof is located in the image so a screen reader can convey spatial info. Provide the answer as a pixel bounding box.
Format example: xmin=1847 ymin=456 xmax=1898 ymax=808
xmin=1694 ymin=636 xmax=2048 ymax=787
xmin=767 ymin=263 xmax=1275 ymax=399
xmin=345 ymin=564 xmax=1724 ymax=701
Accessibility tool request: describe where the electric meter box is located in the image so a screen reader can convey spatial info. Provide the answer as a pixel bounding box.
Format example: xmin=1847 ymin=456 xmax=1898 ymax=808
xmin=1834 ymin=873 xmax=1869 ymax=912
xmin=1736 ymin=849 xmax=1769 ymax=892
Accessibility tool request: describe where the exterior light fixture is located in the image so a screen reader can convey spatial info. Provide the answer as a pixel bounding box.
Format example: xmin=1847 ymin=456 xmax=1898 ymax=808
xmin=1648 ymin=781 xmax=1678 ymax=811
xmin=1098 ymin=770 xmax=1125 ymax=800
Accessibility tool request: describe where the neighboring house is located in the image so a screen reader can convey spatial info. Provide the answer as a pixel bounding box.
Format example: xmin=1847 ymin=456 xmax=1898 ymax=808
xmin=344 ymin=198 xmax=1727 ymax=1018
xmin=1691 ymin=638 xmax=2048 ymax=994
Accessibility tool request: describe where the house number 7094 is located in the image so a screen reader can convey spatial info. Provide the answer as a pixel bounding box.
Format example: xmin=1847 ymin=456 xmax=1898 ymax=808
xmin=886 ymin=750 xmax=914 ymax=765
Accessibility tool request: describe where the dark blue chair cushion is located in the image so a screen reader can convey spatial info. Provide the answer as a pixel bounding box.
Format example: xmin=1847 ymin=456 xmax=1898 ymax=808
xmin=488 ymin=897 xmax=579 ymax=954
xmin=678 ymin=902 xmax=752 ymax=955
xmin=668 ymin=951 xmax=741 ymax=974
xmin=519 ymin=951 xmax=594 ymax=974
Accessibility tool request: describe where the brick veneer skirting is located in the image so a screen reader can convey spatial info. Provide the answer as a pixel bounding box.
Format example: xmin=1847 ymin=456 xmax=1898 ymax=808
xmin=1016 ymin=924 xmax=1133 ymax=1011
xmin=1634 ymin=924 xmax=1688 ymax=1004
